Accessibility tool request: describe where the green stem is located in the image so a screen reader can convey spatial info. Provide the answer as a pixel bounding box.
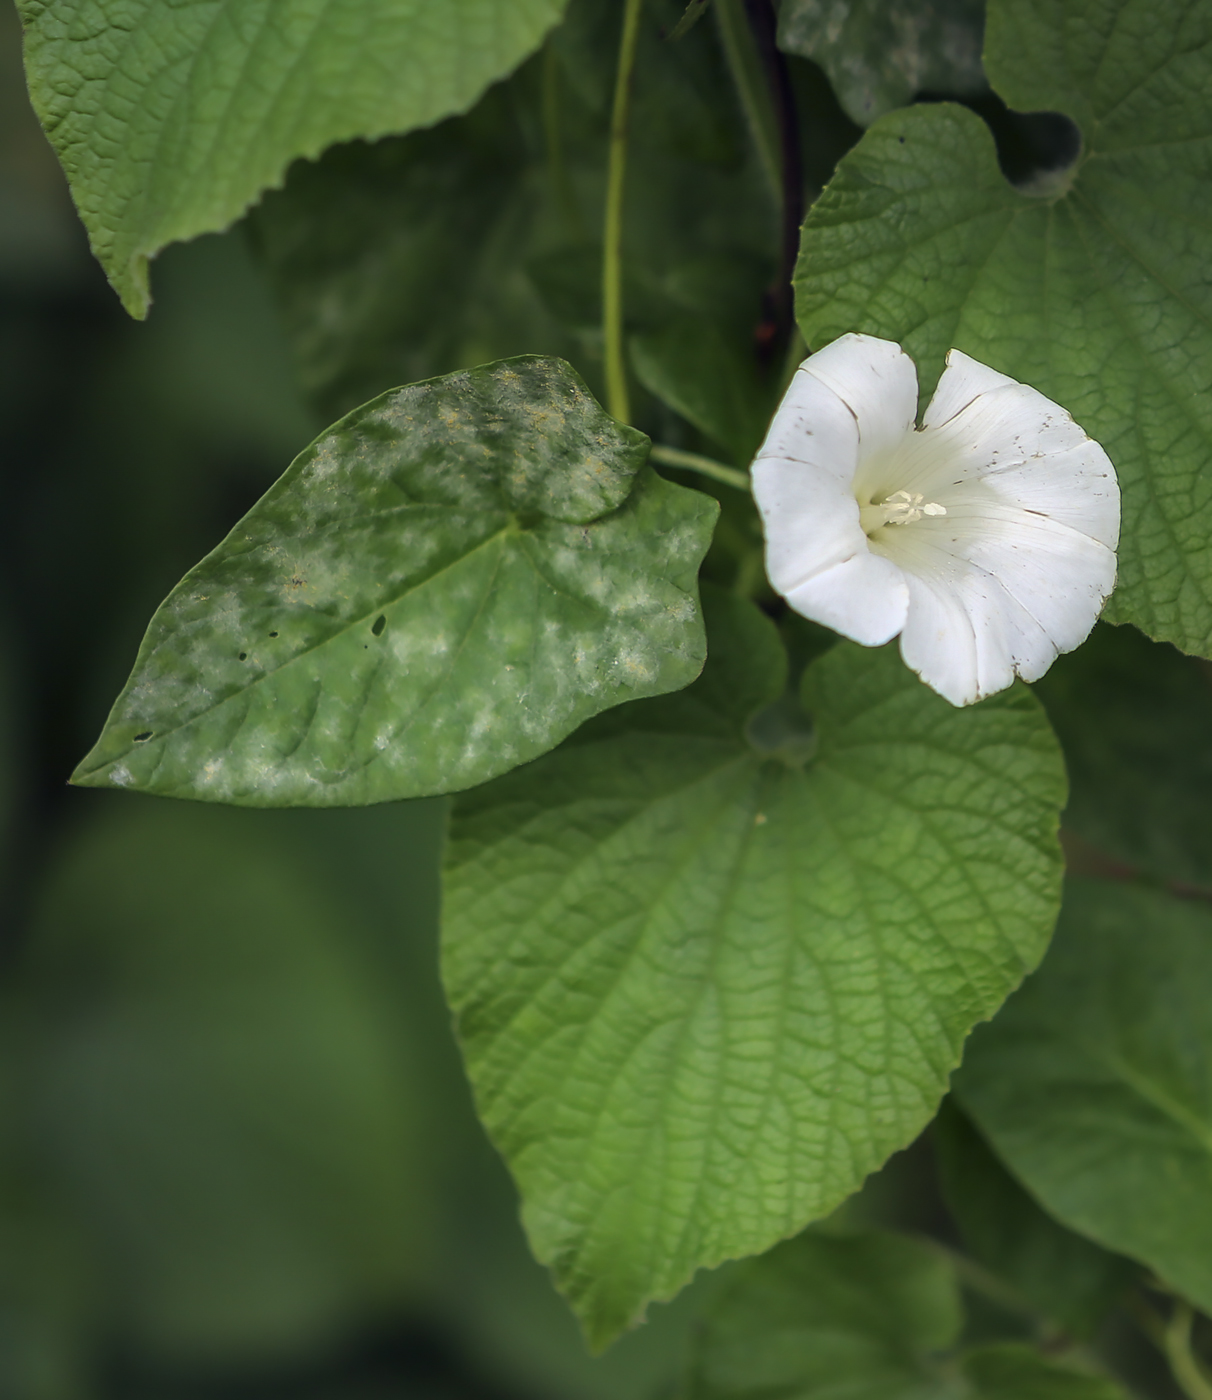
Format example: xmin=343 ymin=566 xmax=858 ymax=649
xmin=1168 ymin=1304 xmax=1212 ymax=1400
xmin=1130 ymin=1294 xmax=1212 ymax=1400
xmin=649 ymin=444 xmax=752 ymax=493
xmin=713 ymin=0 xmax=782 ymax=209
xmin=543 ymin=45 xmax=582 ymax=237
xmin=603 ymin=0 xmax=645 ymax=424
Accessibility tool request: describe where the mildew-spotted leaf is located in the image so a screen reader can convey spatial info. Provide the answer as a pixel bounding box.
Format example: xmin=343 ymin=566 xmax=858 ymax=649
xmin=17 ymin=0 xmax=568 ymax=317
xmin=795 ymin=0 xmax=1212 ymax=659
xmin=71 ymin=357 xmax=717 ymax=807
xmin=442 ymin=589 xmax=1065 ymax=1346
xmin=777 ymin=0 xmax=987 ymax=128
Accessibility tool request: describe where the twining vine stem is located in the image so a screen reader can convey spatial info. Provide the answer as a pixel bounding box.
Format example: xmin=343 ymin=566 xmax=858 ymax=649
xmin=649 ymin=444 xmax=752 ymax=493
xmin=603 ymin=0 xmax=645 ymax=424
xmin=1130 ymin=1293 xmax=1212 ymax=1400
xmin=1167 ymin=1303 xmax=1212 ymax=1400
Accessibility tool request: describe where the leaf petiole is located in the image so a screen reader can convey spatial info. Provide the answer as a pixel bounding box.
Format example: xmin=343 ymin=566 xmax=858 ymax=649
xmin=603 ymin=0 xmax=645 ymax=425
xmin=649 ymin=444 xmax=752 ymax=493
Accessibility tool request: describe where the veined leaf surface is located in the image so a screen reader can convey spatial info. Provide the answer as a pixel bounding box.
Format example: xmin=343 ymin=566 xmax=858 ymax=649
xmin=795 ymin=0 xmax=1212 ymax=658
xmin=443 ymin=591 xmax=1066 ymax=1345
xmin=72 ymin=358 xmax=717 ymax=806
xmin=17 ymin=0 xmax=567 ymax=315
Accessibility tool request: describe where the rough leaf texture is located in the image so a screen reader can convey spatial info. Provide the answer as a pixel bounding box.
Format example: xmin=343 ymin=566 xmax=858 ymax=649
xmin=955 ymin=878 xmax=1212 ymax=1315
xmin=72 ymin=358 xmax=717 ymax=806
xmin=16 ymin=0 xmax=567 ymax=315
xmin=795 ymin=0 xmax=1212 ymax=659
xmin=443 ymin=591 xmax=1066 ymax=1346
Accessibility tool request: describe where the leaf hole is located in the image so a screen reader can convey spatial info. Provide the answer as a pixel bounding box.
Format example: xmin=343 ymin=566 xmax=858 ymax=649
xmin=922 ymin=92 xmax=1081 ymax=195
xmin=133 ymin=731 xmax=153 ymax=742
xmin=372 ymin=615 xmax=386 ymax=637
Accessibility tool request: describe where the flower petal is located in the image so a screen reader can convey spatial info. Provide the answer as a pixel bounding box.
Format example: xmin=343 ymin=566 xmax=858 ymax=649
xmin=800 ymin=333 xmax=919 ymax=463
xmin=754 ymin=354 xmax=861 ymax=485
xmin=920 ymin=348 xmax=1017 ymax=431
xmin=752 ymin=452 xmax=869 ymax=594
xmin=885 ymin=504 xmax=1116 ymax=702
xmin=784 ymin=550 xmax=909 ymax=647
xmin=979 ymin=444 xmax=1119 ymax=550
xmin=891 ymin=530 xmax=1060 ymax=704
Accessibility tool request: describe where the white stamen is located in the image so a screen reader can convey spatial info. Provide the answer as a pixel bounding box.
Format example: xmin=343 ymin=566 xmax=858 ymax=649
xmin=860 ymin=489 xmax=948 ymax=533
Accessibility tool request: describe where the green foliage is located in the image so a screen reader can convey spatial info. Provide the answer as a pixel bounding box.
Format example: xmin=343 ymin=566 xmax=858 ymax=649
xmin=15 ymin=0 xmax=568 ymax=317
xmin=934 ymin=1099 xmax=1138 ymax=1337
xmin=683 ymin=1228 xmax=1130 ymax=1399
xmin=444 ymin=589 xmax=1065 ymax=1345
xmin=250 ymin=0 xmax=780 ymax=423
xmin=630 ymin=316 xmax=776 ymax=466
xmin=955 ymin=878 xmax=1212 ymax=1315
xmin=11 ymin=0 xmax=1212 ymax=1392
xmin=248 ymin=67 xmax=579 ymax=422
xmin=71 ymin=358 xmax=717 ymax=806
xmin=795 ymin=0 xmax=1212 ymax=659
xmin=11 ymin=797 xmax=429 ymax=1357
xmin=778 ymin=0 xmax=988 ymax=126
xmin=1035 ymin=622 xmax=1212 ymax=888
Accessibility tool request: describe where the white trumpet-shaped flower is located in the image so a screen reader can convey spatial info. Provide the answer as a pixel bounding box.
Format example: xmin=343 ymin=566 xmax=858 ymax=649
xmin=752 ymin=333 xmax=1119 ymax=706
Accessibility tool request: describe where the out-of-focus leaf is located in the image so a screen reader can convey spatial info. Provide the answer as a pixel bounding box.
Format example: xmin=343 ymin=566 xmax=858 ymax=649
xmin=250 ymin=73 xmax=578 ymax=423
xmin=683 ymin=1229 xmax=1130 ymax=1399
xmin=71 ymin=358 xmax=717 ymax=807
xmin=1034 ymin=623 xmax=1212 ymax=888
xmin=252 ymin=0 xmax=774 ymax=423
xmin=685 ymin=1230 xmax=962 ymax=1398
xmin=960 ymin=1344 xmax=1131 ymax=1399
xmin=444 ymin=589 xmax=1065 ymax=1346
xmin=796 ymin=0 xmax=1212 ymax=660
xmin=630 ymin=317 xmax=776 ymax=465
xmin=17 ymin=0 xmax=568 ymax=316
xmin=15 ymin=798 xmax=429 ymax=1359
xmin=934 ymin=1099 xmax=1137 ymax=1337
xmin=955 ymin=878 xmax=1212 ymax=1314
xmin=778 ymin=0 xmax=987 ymax=127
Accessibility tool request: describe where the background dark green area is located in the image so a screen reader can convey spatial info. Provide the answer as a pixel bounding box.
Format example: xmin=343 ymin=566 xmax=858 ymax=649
xmin=0 ymin=3 xmax=728 ymax=1394
xmin=5 ymin=0 xmax=1212 ymax=1396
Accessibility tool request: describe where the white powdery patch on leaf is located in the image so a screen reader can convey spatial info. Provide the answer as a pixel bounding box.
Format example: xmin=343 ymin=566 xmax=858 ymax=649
xmin=752 ymin=333 xmax=1120 ymax=706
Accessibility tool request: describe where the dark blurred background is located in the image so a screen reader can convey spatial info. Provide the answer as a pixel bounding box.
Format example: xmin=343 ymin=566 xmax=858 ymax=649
xmin=0 ymin=4 xmax=731 ymax=1394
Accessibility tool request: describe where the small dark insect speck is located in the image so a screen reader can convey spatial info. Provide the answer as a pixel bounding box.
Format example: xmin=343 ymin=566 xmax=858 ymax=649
xmin=269 ymin=631 xmax=279 ymax=638
xmin=238 ymin=652 xmax=247 ymax=660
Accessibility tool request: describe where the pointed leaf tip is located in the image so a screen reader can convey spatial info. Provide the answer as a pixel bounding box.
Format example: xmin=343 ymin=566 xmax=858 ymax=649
xmin=73 ymin=357 xmax=718 ymax=807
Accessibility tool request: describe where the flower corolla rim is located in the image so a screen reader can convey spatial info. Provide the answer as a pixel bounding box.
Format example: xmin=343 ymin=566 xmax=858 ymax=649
xmin=752 ymin=333 xmax=1120 ymax=706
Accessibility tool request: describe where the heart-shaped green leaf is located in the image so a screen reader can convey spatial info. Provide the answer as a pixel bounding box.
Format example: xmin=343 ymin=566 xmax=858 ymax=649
xmin=72 ymin=358 xmax=717 ymax=806
xmin=955 ymin=877 xmax=1212 ymax=1314
xmin=442 ymin=589 xmax=1065 ymax=1345
xmin=795 ymin=0 xmax=1212 ymax=658
xmin=17 ymin=0 xmax=567 ymax=316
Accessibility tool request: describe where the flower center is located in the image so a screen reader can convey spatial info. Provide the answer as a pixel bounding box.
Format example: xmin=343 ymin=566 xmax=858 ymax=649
xmin=859 ymin=489 xmax=947 ymax=535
